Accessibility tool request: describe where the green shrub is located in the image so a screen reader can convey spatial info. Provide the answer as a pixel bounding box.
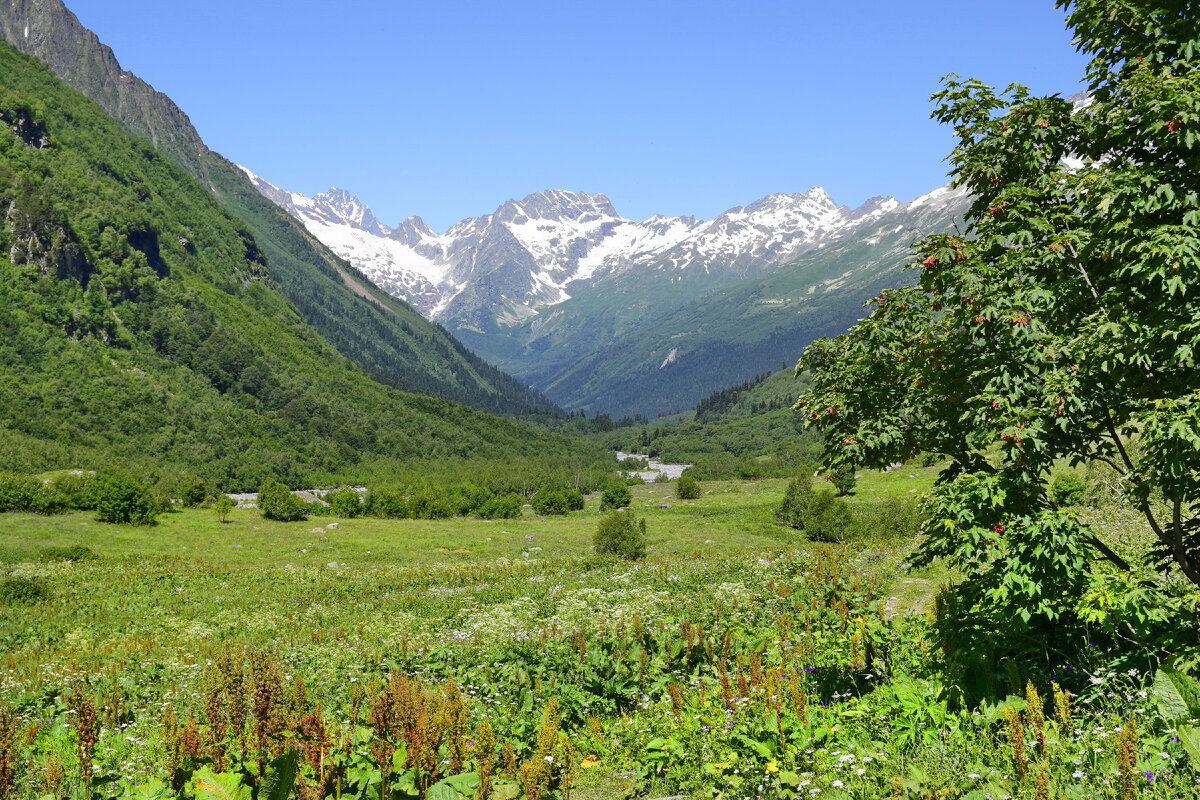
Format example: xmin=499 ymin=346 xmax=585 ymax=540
xmin=477 ymin=493 xmax=524 ymax=519
xmin=92 ymin=470 xmax=158 ymax=525
xmin=409 ymin=490 xmax=453 ymax=519
xmin=676 ymin=474 xmax=702 ymax=500
xmin=776 ymin=474 xmax=814 ymax=529
xmin=39 ymin=544 xmax=95 ymax=562
xmin=50 ymin=472 xmax=95 ymax=509
xmin=327 ymin=488 xmax=364 ymax=518
xmin=258 ymin=478 xmax=309 ymax=522
xmin=600 ymin=483 xmax=632 ymax=511
xmin=736 ymin=459 xmax=766 ymax=480
xmin=213 ymin=496 xmax=236 ymax=523
xmin=804 ymin=489 xmax=857 ymax=543
xmin=829 ymin=463 xmax=857 ymax=496
xmin=0 ymin=472 xmax=63 ymax=514
xmin=367 ymin=486 xmax=409 ymax=518
xmin=531 ymin=487 xmax=570 ymax=515
xmin=594 ymin=510 xmax=647 ymax=560
xmin=177 ymin=476 xmax=208 ymax=507
xmin=563 ymin=489 xmax=585 ymax=511
xmin=0 ymin=576 xmax=49 ymax=605
xmin=1050 ymin=471 xmax=1088 ymax=507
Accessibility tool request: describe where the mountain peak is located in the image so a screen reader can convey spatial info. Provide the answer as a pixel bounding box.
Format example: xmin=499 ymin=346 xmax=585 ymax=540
xmin=313 ymin=187 xmax=387 ymax=236
xmin=390 ymin=215 xmax=436 ymax=246
xmin=497 ymin=189 xmax=620 ymax=223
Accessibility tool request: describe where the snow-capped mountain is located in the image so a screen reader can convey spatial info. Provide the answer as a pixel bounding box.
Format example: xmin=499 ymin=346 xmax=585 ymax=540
xmin=236 ymin=166 xmax=910 ymax=325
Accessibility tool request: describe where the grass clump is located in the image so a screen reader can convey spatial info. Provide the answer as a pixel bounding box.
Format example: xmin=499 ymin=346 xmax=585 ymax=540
xmin=0 ymin=576 xmax=48 ymax=605
xmin=38 ymin=545 xmax=94 ymax=562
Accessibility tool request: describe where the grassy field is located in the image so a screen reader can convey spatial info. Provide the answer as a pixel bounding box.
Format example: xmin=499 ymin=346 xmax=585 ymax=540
xmin=1 ymin=467 xmax=1189 ymax=800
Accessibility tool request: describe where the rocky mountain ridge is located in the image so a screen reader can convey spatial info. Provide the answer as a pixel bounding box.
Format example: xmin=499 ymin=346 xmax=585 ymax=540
xmin=238 ymin=168 xmax=906 ymax=324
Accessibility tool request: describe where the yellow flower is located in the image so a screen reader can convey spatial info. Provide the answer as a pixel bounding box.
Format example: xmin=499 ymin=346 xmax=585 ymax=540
xmin=580 ymin=754 xmax=599 ymax=769
xmin=765 ymin=759 xmax=779 ymax=774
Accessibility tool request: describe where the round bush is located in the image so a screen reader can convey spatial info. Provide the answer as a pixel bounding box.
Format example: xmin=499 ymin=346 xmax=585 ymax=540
xmin=1050 ymin=471 xmax=1088 ymax=507
xmin=676 ymin=474 xmax=701 ymax=500
xmin=0 ymin=576 xmax=49 ymax=605
xmin=327 ymin=487 xmax=364 ymax=518
xmin=92 ymin=471 xmax=158 ymax=525
xmin=594 ymin=510 xmax=647 ymax=561
xmin=478 ymin=493 xmax=523 ymax=519
xmin=600 ymin=483 xmax=632 ymax=511
xmin=258 ymin=478 xmax=309 ymax=522
xmin=531 ymin=487 xmax=570 ymax=515
xmin=177 ymin=476 xmax=208 ymax=507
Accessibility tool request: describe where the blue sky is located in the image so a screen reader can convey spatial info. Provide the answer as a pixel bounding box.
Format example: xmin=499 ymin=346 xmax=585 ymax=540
xmin=66 ymin=1 xmax=1088 ymax=231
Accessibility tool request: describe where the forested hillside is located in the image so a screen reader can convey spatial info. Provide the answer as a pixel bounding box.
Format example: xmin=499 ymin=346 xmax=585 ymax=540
xmin=0 ymin=41 xmax=604 ymax=489
xmin=600 ymin=368 xmax=824 ymax=477
xmin=0 ymin=0 xmax=556 ymax=416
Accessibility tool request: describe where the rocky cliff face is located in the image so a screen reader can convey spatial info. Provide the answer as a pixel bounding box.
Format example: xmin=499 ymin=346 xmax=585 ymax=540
xmin=0 ymin=0 xmax=210 ymax=176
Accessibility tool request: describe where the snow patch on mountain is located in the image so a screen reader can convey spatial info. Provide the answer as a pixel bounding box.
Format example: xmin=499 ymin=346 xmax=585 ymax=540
xmin=237 ymin=165 xmax=950 ymax=327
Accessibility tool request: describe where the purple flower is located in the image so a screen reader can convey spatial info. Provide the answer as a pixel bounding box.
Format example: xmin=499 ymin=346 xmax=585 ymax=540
xmin=1143 ymin=771 xmax=1155 ymax=782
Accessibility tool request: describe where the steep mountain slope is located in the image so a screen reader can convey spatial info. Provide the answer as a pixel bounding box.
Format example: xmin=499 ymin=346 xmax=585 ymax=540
xmin=0 ymin=40 xmax=601 ymax=489
xmin=0 ymin=0 xmax=555 ymax=416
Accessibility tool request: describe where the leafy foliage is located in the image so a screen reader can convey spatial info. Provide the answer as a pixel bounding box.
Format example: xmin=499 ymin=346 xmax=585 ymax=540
xmin=257 ymin=478 xmax=309 ymax=522
xmin=675 ymin=474 xmax=701 ymax=500
xmin=593 ymin=510 xmax=647 ymax=560
xmin=91 ymin=470 xmax=157 ymax=525
xmin=797 ymin=0 xmax=1200 ymax=648
xmin=599 ymin=483 xmax=631 ymax=511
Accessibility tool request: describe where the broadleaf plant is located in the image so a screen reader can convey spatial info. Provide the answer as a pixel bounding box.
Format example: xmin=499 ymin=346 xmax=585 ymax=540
xmin=796 ymin=0 xmax=1200 ymax=651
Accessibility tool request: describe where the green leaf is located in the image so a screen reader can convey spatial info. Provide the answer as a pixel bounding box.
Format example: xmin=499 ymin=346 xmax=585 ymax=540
xmin=1155 ymin=669 xmax=1192 ymax=720
xmin=259 ymin=750 xmax=298 ymax=800
xmin=190 ymin=769 xmax=251 ymax=800
xmin=1177 ymin=726 xmax=1200 ymax=765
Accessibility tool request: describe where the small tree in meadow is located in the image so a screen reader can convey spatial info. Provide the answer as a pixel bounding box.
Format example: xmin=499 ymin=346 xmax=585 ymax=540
xmin=676 ymin=474 xmax=701 ymax=500
xmin=213 ymin=496 xmax=235 ymax=523
xmin=600 ymin=482 xmax=632 ymax=511
xmin=828 ymin=463 xmax=856 ymax=496
xmin=776 ymin=474 xmax=814 ymax=529
xmin=594 ymin=511 xmax=646 ymax=561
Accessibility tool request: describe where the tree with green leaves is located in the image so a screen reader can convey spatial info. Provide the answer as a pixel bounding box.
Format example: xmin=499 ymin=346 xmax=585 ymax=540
xmin=797 ymin=1 xmax=1200 ymax=645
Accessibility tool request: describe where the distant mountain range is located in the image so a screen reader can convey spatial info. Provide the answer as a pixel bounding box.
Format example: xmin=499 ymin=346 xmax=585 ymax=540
xmin=241 ymin=171 xmax=970 ymax=416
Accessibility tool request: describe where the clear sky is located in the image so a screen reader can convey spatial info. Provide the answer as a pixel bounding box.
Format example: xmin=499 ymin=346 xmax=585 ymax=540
xmin=65 ymin=0 xmax=1089 ymax=231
